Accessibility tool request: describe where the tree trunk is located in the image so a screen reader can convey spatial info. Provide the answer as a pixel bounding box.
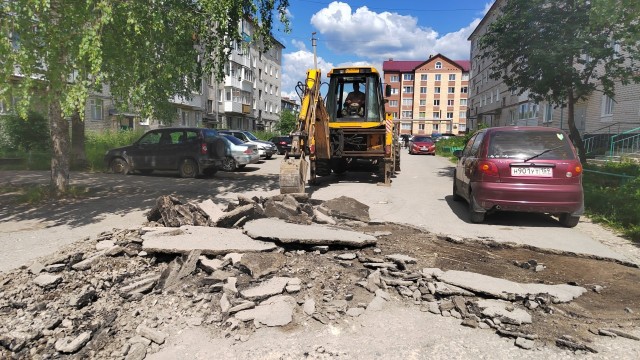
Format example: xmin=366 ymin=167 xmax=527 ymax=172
xmin=49 ymin=96 xmax=70 ymax=196
xmin=566 ymin=91 xmax=587 ymax=164
xmin=71 ymin=109 xmax=88 ymax=170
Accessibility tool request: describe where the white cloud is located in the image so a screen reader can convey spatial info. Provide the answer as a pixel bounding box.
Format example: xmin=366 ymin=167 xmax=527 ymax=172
xmin=280 ymin=50 xmax=334 ymax=100
xmin=309 ymin=1 xmax=480 ymax=61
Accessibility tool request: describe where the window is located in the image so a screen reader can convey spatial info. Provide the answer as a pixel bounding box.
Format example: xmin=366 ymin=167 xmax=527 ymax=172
xmin=459 ymin=111 xmax=466 ymax=119
xmin=419 ymin=112 xmax=426 ymax=119
xmin=462 ymin=73 xmax=469 ymax=81
xmin=90 ymin=99 xmax=103 ymax=120
xmin=390 ymin=75 xmax=399 ymax=82
xmin=461 ymin=87 xmax=468 ymax=93
xmin=448 ymin=87 xmax=455 ymax=94
xmin=403 ymin=86 xmax=413 ymax=93
xmin=420 ymin=87 xmax=427 ymax=94
xmin=419 ymin=99 xmax=426 ymax=106
xmin=459 ymin=123 xmax=466 ymax=132
xmin=401 ymin=111 xmax=413 ymax=118
xmin=433 ymin=100 xmax=440 ymax=106
xmin=433 ymin=112 xmax=440 ymax=119
xmin=391 ymin=88 xmax=399 ymax=95
xmin=433 ymin=123 xmax=440 ymax=131
xmin=543 ymin=104 xmax=553 ymax=123
xmin=447 ymin=99 xmax=454 ymax=106
xmin=389 ymin=100 xmax=398 ymax=107
xmin=434 ymin=87 xmax=441 ymax=94
xmin=460 ymin=99 xmax=467 ymax=106
xmin=449 ymin=74 xmax=456 ymax=81
xmin=402 ymin=98 xmax=413 ymax=106
xmin=403 ymin=74 xmax=414 ymax=81
xmin=602 ymin=95 xmax=614 ymax=116
xmin=435 ymin=61 xmax=442 ymax=69
xmin=420 ymin=74 xmax=428 ymax=81
xmin=435 ymin=74 xmax=442 ymax=81
xmin=418 ymin=124 xmax=426 ymax=131
xmin=401 ymin=123 xmax=411 ymax=130
xmin=446 ymin=112 xmax=454 ymax=119
xmin=391 ymin=112 xmax=398 ymax=119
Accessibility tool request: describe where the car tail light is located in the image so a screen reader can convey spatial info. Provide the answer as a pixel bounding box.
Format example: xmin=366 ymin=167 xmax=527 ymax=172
xmin=310 ymin=144 xmax=315 ymax=154
xmin=200 ymin=143 xmax=208 ymax=155
xmin=244 ymin=148 xmax=253 ymax=154
xmin=279 ymin=141 xmax=286 ymax=145
xmin=566 ymin=161 xmax=583 ymax=178
xmin=478 ymin=160 xmax=499 ymax=177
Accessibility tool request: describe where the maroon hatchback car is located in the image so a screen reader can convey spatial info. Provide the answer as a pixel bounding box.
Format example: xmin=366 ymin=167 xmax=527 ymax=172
xmin=408 ymin=136 xmax=436 ymax=155
xmin=452 ymin=126 xmax=584 ymax=227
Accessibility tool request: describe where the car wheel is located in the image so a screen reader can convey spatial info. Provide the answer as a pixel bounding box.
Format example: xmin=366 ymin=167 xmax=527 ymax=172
xmin=559 ymin=214 xmax=580 ymax=228
xmin=221 ymin=157 xmax=237 ymax=171
xmin=110 ymin=158 xmax=129 ymax=175
xmin=265 ymin=154 xmax=273 ymax=160
xmin=202 ymin=167 xmax=218 ymax=177
xmin=468 ymin=194 xmax=485 ymax=223
xmin=179 ymin=158 xmax=198 ymax=178
xmin=452 ymin=172 xmax=463 ymax=202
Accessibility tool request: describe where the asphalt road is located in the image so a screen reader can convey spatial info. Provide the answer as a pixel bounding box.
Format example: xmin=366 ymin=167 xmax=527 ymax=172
xmin=0 ymin=152 xmax=637 ymax=273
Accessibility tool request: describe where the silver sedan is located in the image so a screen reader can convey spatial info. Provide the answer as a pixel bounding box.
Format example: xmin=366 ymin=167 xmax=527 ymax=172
xmin=219 ymin=135 xmax=260 ymax=171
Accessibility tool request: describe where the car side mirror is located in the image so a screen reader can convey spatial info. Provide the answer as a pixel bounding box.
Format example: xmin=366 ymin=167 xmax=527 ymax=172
xmin=453 ymin=150 xmax=462 ymax=158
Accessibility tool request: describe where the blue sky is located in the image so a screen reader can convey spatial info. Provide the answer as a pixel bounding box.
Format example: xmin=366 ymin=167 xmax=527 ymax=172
xmin=274 ymin=0 xmax=494 ymax=99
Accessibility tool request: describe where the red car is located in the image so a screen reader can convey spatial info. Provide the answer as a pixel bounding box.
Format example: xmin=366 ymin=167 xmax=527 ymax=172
xmin=452 ymin=126 xmax=583 ymax=227
xmin=408 ymin=136 xmax=436 ymax=155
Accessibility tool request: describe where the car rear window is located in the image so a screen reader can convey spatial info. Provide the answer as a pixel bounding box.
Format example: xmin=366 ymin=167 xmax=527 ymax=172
xmin=202 ymin=129 xmax=219 ymax=140
xmin=487 ymin=130 xmax=574 ymax=160
xmin=223 ymin=135 xmax=245 ymax=145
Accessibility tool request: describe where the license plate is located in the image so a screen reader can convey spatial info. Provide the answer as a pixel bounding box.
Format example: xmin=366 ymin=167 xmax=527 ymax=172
xmin=511 ymin=167 xmax=552 ymax=177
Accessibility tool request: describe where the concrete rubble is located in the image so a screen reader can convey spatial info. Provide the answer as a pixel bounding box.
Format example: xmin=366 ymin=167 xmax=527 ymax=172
xmin=0 ymin=193 xmax=631 ymax=359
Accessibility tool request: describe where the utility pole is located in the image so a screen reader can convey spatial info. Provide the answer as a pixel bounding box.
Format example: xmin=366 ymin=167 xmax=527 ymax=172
xmin=312 ymin=32 xmax=318 ymax=70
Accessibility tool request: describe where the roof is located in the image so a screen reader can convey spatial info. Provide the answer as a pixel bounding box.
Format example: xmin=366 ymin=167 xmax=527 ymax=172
xmin=383 ymin=56 xmax=470 ymax=73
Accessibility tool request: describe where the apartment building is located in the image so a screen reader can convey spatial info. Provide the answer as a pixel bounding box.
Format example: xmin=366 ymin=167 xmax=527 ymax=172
xmin=383 ymin=54 xmax=470 ymax=136
xmin=10 ymin=18 xmax=284 ymax=134
xmin=468 ymin=0 xmax=640 ymax=136
xmin=281 ymin=97 xmax=300 ymax=114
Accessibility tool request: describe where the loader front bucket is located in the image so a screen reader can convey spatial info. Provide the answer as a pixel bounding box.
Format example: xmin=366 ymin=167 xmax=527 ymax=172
xmin=280 ymin=156 xmax=309 ymax=194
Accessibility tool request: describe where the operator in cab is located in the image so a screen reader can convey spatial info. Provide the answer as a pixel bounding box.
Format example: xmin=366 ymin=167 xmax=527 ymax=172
xmin=342 ymin=81 xmax=365 ymax=117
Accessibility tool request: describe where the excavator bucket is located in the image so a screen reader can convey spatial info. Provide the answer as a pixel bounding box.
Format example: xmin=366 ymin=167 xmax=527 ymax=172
xmin=279 ymin=156 xmax=308 ymax=194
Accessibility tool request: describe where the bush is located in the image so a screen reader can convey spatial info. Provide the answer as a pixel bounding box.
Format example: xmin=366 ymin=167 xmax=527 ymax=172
xmin=0 ymin=112 xmax=50 ymax=152
xmin=85 ymin=129 xmax=145 ymax=171
xmin=583 ymin=161 xmax=640 ymax=242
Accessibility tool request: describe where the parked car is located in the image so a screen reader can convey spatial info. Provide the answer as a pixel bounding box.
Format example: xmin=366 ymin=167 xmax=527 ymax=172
xmin=218 ymin=130 xmax=277 ymax=159
xmin=431 ymin=132 xmax=457 ymax=142
xmin=408 ymin=136 xmax=436 ymax=155
xmin=452 ymin=126 xmax=583 ymax=227
xmin=104 ymin=127 xmax=226 ymax=178
xmin=269 ymin=135 xmax=292 ymax=155
xmin=219 ymin=134 xmax=260 ymax=171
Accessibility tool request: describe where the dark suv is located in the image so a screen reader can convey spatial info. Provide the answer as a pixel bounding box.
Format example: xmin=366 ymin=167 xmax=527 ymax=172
xmin=269 ymin=136 xmax=292 ymax=155
xmin=452 ymin=126 xmax=584 ymax=227
xmin=104 ymin=127 xmax=226 ymax=178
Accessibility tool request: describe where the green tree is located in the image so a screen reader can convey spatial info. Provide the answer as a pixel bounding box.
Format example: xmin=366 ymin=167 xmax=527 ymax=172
xmin=0 ymin=0 xmax=290 ymax=195
xmin=276 ymin=109 xmax=298 ymax=134
xmin=479 ymin=0 xmax=640 ymax=163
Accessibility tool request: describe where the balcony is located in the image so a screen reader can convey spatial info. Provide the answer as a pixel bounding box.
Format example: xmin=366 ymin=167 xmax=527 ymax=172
xmin=242 ymin=104 xmax=251 ymax=114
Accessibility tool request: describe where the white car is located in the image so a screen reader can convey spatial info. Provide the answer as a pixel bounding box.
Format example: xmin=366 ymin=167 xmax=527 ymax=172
xmin=219 ymin=130 xmax=277 ymax=159
xmin=220 ymin=135 xmax=260 ymax=171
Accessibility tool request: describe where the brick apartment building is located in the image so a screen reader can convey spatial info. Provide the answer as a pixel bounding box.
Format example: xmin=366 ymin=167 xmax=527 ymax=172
xmin=383 ymin=54 xmax=470 ymax=136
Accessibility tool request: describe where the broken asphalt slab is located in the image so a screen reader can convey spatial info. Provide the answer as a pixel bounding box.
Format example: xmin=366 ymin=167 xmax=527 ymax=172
xmin=141 ymin=226 xmax=277 ymax=256
xmin=437 ymin=270 xmax=587 ymax=303
xmin=242 ymin=218 xmax=376 ymax=247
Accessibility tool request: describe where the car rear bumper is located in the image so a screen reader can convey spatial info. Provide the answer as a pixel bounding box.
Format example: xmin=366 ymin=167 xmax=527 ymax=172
xmin=472 ymin=182 xmax=584 ymax=215
xmin=233 ymin=154 xmax=260 ymax=165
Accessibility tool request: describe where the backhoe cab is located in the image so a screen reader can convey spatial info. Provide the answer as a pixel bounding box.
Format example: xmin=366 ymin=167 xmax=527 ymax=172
xmin=279 ymin=67 xmax=400 ymax=194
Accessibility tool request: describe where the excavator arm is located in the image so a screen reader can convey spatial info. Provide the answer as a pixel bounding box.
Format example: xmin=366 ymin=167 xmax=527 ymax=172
xmin=279 ymin=69 xmax=330 ymax=194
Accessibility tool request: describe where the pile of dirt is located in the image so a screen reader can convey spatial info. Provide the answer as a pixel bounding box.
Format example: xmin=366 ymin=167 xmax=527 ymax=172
xmin=0 ymin=194 xmax=639 ymax=359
